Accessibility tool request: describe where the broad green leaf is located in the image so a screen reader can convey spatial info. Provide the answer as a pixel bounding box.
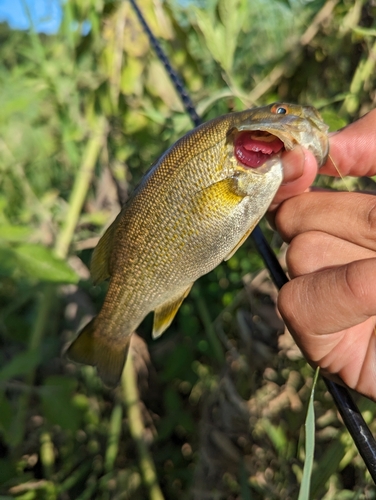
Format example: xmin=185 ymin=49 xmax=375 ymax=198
xmin=0 ymin=246 xmax=19 ymax=277
xmin=320 ymin=109 xmax=348 ymax=132
xmin=352 ymin=26 xmax=376 ymax=38
xmin=14 ymin=244 xmax=79 ymax=284
xmin=39 ymin=376 xmax=83 ymax=432
xmin=0 ymin=225 xmax=32 ymax=242
xmin=0 ymin=243 xmax=78 ymax=283
xmin=120 ymin=57 xmax=144 ymax=96
xmin=194 ymin=9 xmax=227 ymax=71
xmin=0 ymin=457 xmax=17 ymax=490
xmin=0 ymin=350 xmax=42 ymax=382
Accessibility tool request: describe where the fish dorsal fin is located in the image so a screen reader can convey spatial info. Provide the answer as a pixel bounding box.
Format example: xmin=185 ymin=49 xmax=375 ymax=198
xmin=90 ymin=218 xmax=119 ymax=284
xmin=224 ymin=223 xmax=257 ymax=261
xmin=152 ymin=285 xmax=193 ymax=339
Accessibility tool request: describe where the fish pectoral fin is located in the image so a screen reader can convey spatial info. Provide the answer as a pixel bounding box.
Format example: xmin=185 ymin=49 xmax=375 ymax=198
xmin=224 ymin=223 xmax=257 ymax=261
xmin=90 ymin=217 xmax=119 ymax=284
xmin=152 ymin=285 xmax=193 ymax=339
xmin=195 ymin=177 xmax=244 ymax=207
xmin=66 ymin=317 xmax=131 ymax=387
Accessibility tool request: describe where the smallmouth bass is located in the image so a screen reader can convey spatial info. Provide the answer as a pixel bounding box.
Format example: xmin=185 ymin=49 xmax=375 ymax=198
xmin=67 ymin=103 xmax=329 ymax=386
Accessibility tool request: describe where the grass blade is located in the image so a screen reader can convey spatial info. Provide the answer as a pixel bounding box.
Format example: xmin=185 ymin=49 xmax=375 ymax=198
xmin=298 ymin=367 xmax=320 ymax=500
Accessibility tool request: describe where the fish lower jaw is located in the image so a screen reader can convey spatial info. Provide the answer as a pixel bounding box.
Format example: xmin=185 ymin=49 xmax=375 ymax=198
xmin=236 ymin=149 xmax=282 ymax=169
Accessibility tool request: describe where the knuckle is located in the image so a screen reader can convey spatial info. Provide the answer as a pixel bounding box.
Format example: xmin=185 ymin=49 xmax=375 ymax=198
xmin=278 ymin=278 xmax=309 ymax=333
xmin=274 ymin=203 xmax=289 ymax=239
xmin=286 ymin=232 xmax=320 ymax=277
xmin=364 ymin=198 xmax=376 ymax=238
xmin=341 ymin=259 xmax=376 ymax=318
xmin=275 ymin=199 xmax=296 ymax=241
xmin=342 ymin=262 xmax=367 ymax=302
xmin=277 ymin=282 xmax=296 ymax=323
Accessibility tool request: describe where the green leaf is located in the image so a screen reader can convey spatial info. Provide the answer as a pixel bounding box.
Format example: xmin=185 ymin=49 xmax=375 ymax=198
xmin=39 ymin=376 xmax=83 ymax=432
xmin=0 ymin=246 xmax=19 ymax=278
xmin=298 ymin=368 xmax=320 ymax=500
xmin=0 ymin=458 xmax=17 ymax=490
xmin=0 ymin=224 xmax=32 ymax=242
xmin=262 ymin=419 xmax=288 ymax=455
xmin=352 ymin=26 xmax=376 ymax=38
xmin=320 ymin=109 xmax=348 ymax=132
xmin=14 ymin=244 xmax=79 ymax=283
xmin=0 ymin=243 xmax=79 ymax=283
xmin=0 ymin=392 xmax=13 ymax=436
xmin=0 ymin=350 xmax=42 ymax=382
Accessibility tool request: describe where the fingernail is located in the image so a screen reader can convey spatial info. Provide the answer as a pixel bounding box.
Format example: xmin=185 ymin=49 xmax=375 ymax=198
xmin=281 ymin=146 xmax=305 ymax=185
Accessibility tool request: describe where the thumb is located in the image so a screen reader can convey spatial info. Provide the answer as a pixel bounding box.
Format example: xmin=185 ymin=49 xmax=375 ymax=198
xmin=321 ymin=108 xmax=376 ymax=177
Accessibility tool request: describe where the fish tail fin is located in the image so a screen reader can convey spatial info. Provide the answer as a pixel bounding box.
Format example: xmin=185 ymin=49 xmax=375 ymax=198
xmin=66 ymin=318 xmax=130 ymax=387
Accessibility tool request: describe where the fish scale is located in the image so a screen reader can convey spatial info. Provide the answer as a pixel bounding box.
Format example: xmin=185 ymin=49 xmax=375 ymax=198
xmin=67 ymin=102 xmax=329 ymax=386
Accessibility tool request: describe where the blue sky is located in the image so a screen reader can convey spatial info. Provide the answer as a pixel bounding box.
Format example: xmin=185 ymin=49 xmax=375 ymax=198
xmin=0 ymin=0 xmax=62 ymax=33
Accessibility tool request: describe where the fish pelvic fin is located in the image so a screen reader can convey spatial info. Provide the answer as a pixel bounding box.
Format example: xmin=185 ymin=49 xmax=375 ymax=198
xmin=152 ymin=285 xmax=193 ymax=339
xmin=66 ymin=318 xmax=130 ymax=387
xmin=90 ymin=217 xmax=119 ymax=285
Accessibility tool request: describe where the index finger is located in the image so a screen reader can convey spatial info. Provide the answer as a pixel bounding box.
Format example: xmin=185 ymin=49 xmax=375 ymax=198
xmin=320 ymin=108 xmax=376 ymax=178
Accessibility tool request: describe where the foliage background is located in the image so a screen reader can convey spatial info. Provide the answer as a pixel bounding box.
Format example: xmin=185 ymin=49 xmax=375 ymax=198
xmin=1 ymin=0 xmax=376 ymax=498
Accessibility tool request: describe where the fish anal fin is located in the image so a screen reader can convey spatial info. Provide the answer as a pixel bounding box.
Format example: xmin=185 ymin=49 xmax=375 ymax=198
xmin=90 ymin=218 xmax=119 ymax=285
xmin=153 ymin=285 xmax=193 ymax=339
xmin=66 ymin=317 xmax=130 ymax=387
xmin=224 ymin=223 xmax=257 ymax=261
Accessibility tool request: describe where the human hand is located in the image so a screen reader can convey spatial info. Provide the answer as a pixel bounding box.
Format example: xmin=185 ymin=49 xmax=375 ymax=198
xmin=274 ymin=108 xmax=376 ymax=400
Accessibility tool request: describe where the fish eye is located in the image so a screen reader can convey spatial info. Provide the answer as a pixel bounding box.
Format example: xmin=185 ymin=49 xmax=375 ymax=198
xmin=271 ymin=104 xmax=288 ymax=115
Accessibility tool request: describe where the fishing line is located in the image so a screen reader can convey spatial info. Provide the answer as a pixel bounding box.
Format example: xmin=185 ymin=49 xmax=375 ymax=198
xmin=327 ymin=152 xmax=351 ymax=191
xmin=129 ymin=0 xmax=376 ymax=482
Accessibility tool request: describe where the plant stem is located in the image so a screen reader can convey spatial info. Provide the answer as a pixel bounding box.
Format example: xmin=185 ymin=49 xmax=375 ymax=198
xmin=122 ymin=354 xmax=165 ymax=500
xmin=55 ymin=118 xmax=107 ymax=259
xmin=192 ymin=285 xmax=225 ymax=365
xmin=104 ymin=402 xmax=123 ymax=473
xmin=10 ymin=287 xmax=56 ymax=448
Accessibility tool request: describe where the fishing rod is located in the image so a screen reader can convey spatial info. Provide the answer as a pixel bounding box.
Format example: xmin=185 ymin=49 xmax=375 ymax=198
xmin=129 ymin=0 xmax=376 ymax=482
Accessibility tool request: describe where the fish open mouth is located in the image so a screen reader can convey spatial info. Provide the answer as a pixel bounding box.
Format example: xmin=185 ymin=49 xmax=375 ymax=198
xmin=234 ymin=131 xmax=284 ymax=168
